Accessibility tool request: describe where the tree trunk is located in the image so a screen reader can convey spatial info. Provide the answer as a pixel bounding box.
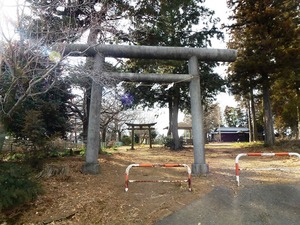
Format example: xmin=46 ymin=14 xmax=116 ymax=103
xmin=82 ymin=90 xmax=90 ymax=145
xmin=250 ymin=89 xmax=258 ymax=141
xmin=247 ymin=100 xmax=253 ymax=142
xmin=0 ymin=124 xmax=6 ymax=151
xmin=297 ymin=89 xmax=300 ymax=140
xmin=262 ymin=77 xmax=275 ymax=146
xmin=167 ymin=100 xmax=172 ymax=136
xmin=117 ymin=131 xmax=122 ymax=142
xmin=170 ymin=87 xmax=181 ymax=150
xmin=110 ymin=128 xmax=117 ymax=141
xmin=297 ymin=105 xmax=300 ymax=140
xmin=101 ymin=127 xmax=107 ymax=144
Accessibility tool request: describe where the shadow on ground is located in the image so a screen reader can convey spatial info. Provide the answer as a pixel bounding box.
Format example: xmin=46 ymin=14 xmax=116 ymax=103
xmin=155 ymin=184 xmax=300 ymax=225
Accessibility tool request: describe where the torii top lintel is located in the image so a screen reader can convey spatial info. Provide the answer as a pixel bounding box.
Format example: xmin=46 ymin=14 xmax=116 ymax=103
xmin=58 ymin=44 xmax=237 ymax=62
xmin=126 ymin=122 xmax=157 ymax=128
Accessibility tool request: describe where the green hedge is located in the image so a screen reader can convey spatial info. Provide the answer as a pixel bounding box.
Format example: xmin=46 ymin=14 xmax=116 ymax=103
xmin=0 ymin=163 xmax=43 ymax=211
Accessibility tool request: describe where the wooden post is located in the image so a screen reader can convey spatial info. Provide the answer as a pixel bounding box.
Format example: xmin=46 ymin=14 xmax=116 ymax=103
xmin=149 ymin=125 xmax=152 ymax=148
xmin=131 ymin=125 xmax=135 ymax=150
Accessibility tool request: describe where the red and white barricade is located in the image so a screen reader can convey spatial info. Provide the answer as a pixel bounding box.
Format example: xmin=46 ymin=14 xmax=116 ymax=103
xmin=125 ymin=163 xmax=192 ymax=192
xmin=235 ymin=152 xmax=300 ymax=186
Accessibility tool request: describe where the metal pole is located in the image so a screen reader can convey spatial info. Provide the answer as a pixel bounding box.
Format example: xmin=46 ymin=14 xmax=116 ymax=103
xmin=189 ymin=56 xmax=209 ymax=175
xmin=81 ymin=53 xmax=104 ymax=174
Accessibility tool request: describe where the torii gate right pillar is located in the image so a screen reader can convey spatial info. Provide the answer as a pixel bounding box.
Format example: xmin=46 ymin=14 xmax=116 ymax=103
xmin=189 ymin=56 xmax=209 ymax=175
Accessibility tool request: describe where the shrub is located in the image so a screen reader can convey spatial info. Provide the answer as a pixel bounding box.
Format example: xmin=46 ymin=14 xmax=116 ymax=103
xmin=79 ymin=147 xmax=86 ymax=156
xmin=121 ymin=135 xmax=131 ymax=146
xmin=163 ymin=137 xmax=183 ymax=150
xmin=0 ymin=132 xmax=5 ymax=152
xmin=0 ymin=162 xmax=43 ymax=211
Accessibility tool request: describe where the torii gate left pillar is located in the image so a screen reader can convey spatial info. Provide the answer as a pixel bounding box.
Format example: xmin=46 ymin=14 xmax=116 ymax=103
xmin=81 ymin=53 xmax=104 ymax=174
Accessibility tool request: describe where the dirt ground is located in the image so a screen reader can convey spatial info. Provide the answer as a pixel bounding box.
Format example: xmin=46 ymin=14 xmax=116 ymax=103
xmin=1 ymin=143 xmax=300 ymax=225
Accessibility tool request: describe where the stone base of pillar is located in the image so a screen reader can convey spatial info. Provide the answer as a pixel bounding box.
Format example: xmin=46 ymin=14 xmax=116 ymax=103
xmin=81 ymin=162 xmax=100 ymax=174
xmin=192 ymin=163 xmax=209 ymax=175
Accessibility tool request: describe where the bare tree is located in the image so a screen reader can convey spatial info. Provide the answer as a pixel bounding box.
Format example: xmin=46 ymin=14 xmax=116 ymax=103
xmin=203 ymin=103 xmax=222 ymax=142
xmin=0 ymin=38 xmax=64 ymax=117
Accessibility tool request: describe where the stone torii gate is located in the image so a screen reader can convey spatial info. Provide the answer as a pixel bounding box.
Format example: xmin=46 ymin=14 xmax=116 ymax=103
xmin=126 ymin=122 xmax=156 ymax=150
xmin=58 ymin=44 xmax=237 ymax=175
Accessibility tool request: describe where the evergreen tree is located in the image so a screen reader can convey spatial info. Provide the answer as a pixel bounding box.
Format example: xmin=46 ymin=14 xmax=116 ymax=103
xmin=123 ymin=0 xmax=225 ymax=150
xmin=227 ymin=0 xmax=300 ymax=145
xmin=223 ymin=106 xmax=247 ymax=127
xmin=1 ymin=80 xmax=73 ymax=150
xmin=26 ymin=0 xmax=132 ymax=44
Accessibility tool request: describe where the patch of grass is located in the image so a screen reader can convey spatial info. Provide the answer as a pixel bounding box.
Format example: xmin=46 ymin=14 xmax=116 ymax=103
xmin=100 ymin=150 xmax=113 ymax=155
xmin=230 ymin=141 xmax=300 ymax=153
xmin=230 ymin=142 xmax=265 ymax=148
xmin=274 ymin=140 xmax=300 ymax=153
xmin=3 ymin=152 xmax=26 ymax=161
